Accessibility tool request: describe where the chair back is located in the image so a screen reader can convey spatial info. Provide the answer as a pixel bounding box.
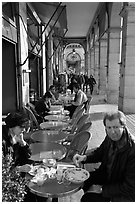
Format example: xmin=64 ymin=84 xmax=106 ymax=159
xmin=27 ymin=102 xmax=44 ymax=124
xmin=24 ymin=106 xmax=40 ymax=130
xmin=77 ymin=121 xmax=92 ymax=134
xmin=85 ymin=97 xmax=93 ymax=113
xmin=72 ymin=104 xmax=84 ymax=120
xmin=70 ymin=107 xmax=85 ymax=134
xmin=66 ymin=131 xmax=91 ymax=160
xmin=76 ymin=114 xmax=90 ymax=127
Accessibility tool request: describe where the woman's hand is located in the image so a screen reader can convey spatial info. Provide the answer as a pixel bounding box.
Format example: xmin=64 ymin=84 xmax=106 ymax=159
xmin=73 ymin=153 xmax=87 ymax=167
xmin=17 ymin=133 xmax=26 ymax=146
xmin=17 ymin=164 xmax=32 ymax=173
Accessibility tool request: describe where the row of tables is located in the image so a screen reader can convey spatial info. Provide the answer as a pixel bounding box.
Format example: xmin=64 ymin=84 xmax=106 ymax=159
xmin=27 ymin=93 xmax=84 ymax=201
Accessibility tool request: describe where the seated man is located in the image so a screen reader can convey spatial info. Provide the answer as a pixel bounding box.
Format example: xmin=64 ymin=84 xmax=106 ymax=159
xmin=64 ymin=83 xmax=88 ymax=118
xmin=73 ymin=110 xmax=135 ymax=202
xmin=47 ymin=85 xmax=59 ymax=104
xmin=35 ymin=92 xmax=52 ymax=118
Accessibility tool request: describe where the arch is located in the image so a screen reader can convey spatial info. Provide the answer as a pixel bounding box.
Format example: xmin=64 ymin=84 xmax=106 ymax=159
xmin=108 ymin=2 xmax=123 ymax=28
xmin=63 ymin=43 xmax=85 ymax=74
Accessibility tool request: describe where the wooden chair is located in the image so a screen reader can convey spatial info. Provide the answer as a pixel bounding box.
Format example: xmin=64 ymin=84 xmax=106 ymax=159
xmin=24 ymin=106 xmax=40 ymax=130
xmin=27 ymin=102 xmax=44 ymax=124
xmin=85 ymin=97 xmax=93 ymax=114
xmin=76 ymin=121 xmax=92 ymax=134
xmin=61 ymin=131 xmax=91 ymax=162
xmin=71 ymin=104 xmax=84 ymax=120
xmin=62 ymin=121 xmax=92 ymax=145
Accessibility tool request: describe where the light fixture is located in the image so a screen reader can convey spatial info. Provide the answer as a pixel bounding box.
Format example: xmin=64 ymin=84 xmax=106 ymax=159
xmin=72 ymin=48 xmax=76 ymax=55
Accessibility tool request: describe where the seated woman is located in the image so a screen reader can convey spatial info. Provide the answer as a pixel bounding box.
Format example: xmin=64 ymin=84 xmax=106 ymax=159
xmin=4 ymin=111 xmax=48 ymax=202
xmin=64 ymin=83 xmax=88 ymax=118
xmin=35 ymin=92 xmax=52 ymax=118
xmin=4 ymin=111 xmax=31 ymax=167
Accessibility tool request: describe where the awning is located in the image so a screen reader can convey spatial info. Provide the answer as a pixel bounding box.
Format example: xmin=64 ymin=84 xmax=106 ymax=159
xmin=30 ymin=2 xmax=67 ymax=30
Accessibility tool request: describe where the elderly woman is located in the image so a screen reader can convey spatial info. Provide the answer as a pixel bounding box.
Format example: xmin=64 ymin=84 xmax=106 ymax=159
xmin=73 ymin=110 xmax=135 ymax=202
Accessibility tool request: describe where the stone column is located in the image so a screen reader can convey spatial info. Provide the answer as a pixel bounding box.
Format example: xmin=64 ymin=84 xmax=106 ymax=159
xmin=99 ymin=38 xmax=107 ymax=94
xmin=47 ymin=34 xmax=53 ymax=87
xmin=17 ymin=3 xmax=29 ymax=105
xmin=107 ymin=28 xmax=121 ymax=103
xmin=84 ymin=51 xmax=88 ymax=74
xmin=118 ymin=3 xmax=135 ymax=113
xmin=90 ymin=49 xmax=94 ymax=76
xmin=94 ymin=43 xmax=99 ymax=94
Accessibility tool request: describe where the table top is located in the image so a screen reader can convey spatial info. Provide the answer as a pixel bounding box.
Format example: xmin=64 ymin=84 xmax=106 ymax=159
xmin=26 ymin=162 xmax=83 ymax=198
xmin=28 ymin=177 xmax=82 ymax=198
xmin=44 ymin=114 xmax=69 ymax=121
xmin=31 ymin=129 xmax=68 ymax=143
xmin=40 ymin=121 xmax=68 ymax=130
xmin=29 ymin=142 xmax=67 ymax=161
xmin=50 ymin=105 xmax=63 ymax=111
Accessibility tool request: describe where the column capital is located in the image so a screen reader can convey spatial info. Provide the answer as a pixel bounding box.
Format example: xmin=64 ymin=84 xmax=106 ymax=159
xmin=106 ymin=27 xmax=122 ymax=34
xmin=119 ymin=3 xmax=135 ymax=17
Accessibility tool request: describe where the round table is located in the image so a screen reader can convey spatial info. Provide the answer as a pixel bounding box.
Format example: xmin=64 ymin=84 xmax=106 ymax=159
xmin=26 ymin=163 xmax=83 ymax=200
xmin=31 ymin=130 xmax=68 ymax=143
xmin=50 ymin=105 xmax=63 ymax=111
xmin=29 ymin=142 xmax=67 ymax=161
xmin=44 ymin=114 xmax=69 ymax=121
xmin=40 ymin=121 xmax=68 ymax=130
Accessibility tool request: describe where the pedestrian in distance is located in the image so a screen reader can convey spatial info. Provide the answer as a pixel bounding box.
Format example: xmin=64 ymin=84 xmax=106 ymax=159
xmin=88 ymin=75 xmax=96 ymax=95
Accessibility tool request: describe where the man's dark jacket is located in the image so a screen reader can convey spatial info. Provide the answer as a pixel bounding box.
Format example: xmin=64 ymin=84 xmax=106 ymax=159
xmin=83 ymin=128 xmax=135 ymax=201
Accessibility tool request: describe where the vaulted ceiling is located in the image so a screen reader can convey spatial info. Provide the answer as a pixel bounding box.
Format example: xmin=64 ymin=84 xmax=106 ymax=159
xmin=62 ymin=2 xmax=99 ymax=38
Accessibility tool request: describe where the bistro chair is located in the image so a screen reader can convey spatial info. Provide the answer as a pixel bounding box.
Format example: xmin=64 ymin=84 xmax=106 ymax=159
xmin=26 ymin=102 xmax=44 ymax=124
xmin=85 ymin=97 xmax=93 ymax=114
xmin=62 ymin=121 xmax=92 ymax=145
xmin=60 ymin=107 xmax=85 ymax=135
xmin=61 ymin=131 xmax=91 ymax=163
xmin=71 ymin=104 xmax=84 ymax=121
xmin=24 ymin=106 xmax=40 ymax=130
xmin=62 ymin=114 xmax=90 ymax=144
xmin=69 ymin=107 xmax=85 ymax=134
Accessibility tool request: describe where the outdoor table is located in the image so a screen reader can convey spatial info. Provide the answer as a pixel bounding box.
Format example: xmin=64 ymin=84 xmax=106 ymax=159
xmin=50 ymin=105 xmax=63 ymax=111
xmin=40 ymin=121 xmax=68 ymax=130
xmin=31 ymin=129 xmax=68 ymax=143
xmin=26 ymin=162 xmax=83 ymax=201
xmin=29 ymin=142 xmax=67 ymax=161
xmin=44 ymin=114 xmax=69 ymax=122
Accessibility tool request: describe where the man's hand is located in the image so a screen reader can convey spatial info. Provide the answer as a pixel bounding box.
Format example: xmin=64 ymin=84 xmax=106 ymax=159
xmin=87 ymin=185 xmax=102 ymax=194
xmin=73 ymin=153 xmax=87 ymax=167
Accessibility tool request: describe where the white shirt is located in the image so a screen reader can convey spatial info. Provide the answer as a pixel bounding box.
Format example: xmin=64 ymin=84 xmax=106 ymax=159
xmin=72 ymin=89 xmax=88 ymax=106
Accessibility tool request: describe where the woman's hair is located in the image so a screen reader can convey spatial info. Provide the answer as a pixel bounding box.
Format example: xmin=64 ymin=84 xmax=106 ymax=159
xmin=49 ymin=85 xmax=55 ymax=90
xmin=73 ymin=83 xmax=80 ymax=89
xmin=5 ymin=111 xmax=28 ymax=129
xmin=43 ymin=92 xmax=52 ymax=99
xmin=103 ymin=110 xmax=126 ymax=126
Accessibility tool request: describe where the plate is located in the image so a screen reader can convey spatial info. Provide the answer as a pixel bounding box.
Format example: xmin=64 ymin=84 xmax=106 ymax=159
xmin=65 ymin=168 xmax=90 ymax=184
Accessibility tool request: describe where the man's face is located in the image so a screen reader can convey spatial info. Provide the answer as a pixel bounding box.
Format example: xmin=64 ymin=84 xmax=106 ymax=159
xmin=105 ymin=118 xmax=124 ymax=141
xmin=51 ymin=87 xmax=55 ymax=93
